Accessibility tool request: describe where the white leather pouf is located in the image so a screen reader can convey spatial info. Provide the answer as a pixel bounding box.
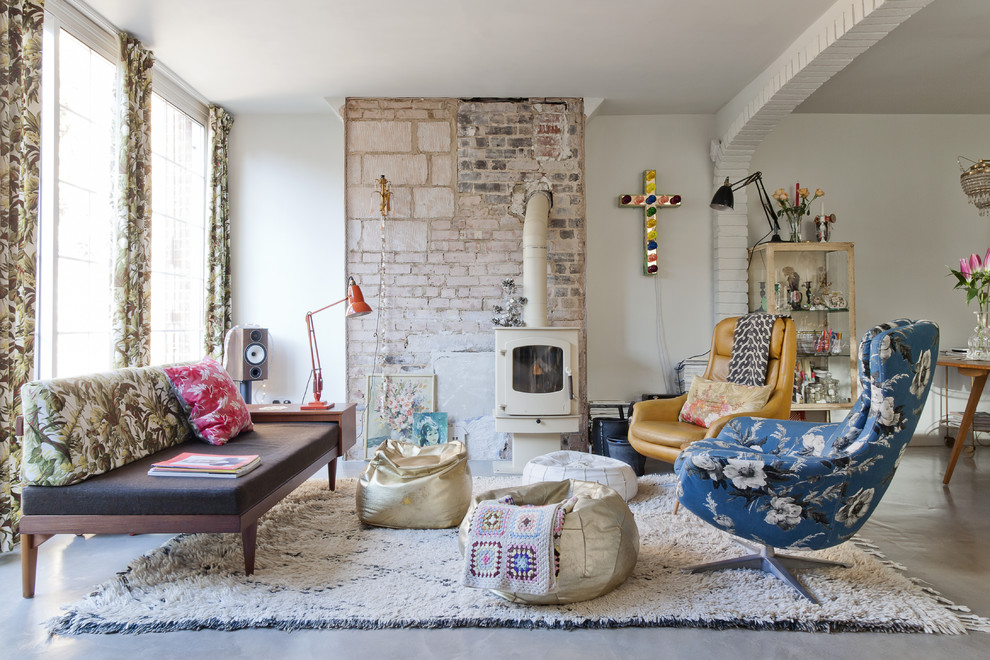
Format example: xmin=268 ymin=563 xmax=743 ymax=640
xmin=522 ymin=450 xmax=638 ymax=501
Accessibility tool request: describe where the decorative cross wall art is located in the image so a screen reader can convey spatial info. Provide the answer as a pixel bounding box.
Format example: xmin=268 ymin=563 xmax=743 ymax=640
xmin=618 ymin=170 xmax=681 ymax=275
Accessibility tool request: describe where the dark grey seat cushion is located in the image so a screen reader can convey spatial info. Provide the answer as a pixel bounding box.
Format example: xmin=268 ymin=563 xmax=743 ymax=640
xmin=21 ymin=423 xmax=338 ymax=517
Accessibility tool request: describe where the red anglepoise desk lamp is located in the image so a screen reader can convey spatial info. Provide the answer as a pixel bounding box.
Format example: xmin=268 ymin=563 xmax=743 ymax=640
xmin=302 ymin=276 xmax=372 ymax=410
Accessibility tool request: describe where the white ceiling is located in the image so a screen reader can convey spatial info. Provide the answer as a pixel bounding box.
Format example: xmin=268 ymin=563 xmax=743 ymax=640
xmin=79 ymin=0 xmax=990 ymax=117
xmin=797 ymin=0 xmax=990 ymax=114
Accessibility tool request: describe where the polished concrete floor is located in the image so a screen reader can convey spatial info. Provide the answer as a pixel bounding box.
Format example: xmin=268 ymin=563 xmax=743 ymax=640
xmin=2 ymin=447 xmax=988 ymax=659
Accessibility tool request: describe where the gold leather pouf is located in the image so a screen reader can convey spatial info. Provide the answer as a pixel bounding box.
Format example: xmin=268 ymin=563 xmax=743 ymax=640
xmin=357 ymin=440 xmax=472 ymax=529
xmin=458 ymin=479 xmax=639 ymax=604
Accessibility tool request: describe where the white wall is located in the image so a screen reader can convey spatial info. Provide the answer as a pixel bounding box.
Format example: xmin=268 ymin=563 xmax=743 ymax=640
xmin=750 ymin=113 xmax=990 ymax=440
xmin=586 ymin=115 xmax=716 ymax=401
xmin=228 ymin=114 xmax=347 ymax=405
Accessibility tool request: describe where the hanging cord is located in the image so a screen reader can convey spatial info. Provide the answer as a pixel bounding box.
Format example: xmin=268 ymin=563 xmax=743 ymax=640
xmin=297 ymin=371 xmax=312 ymax=407
xmin=369 ymin=177 xmax=392 ymax=418
xmin=653 ymin=275 xmax=672 ymax=393
xmin=749 ymin=228 xmax=773 ymax=252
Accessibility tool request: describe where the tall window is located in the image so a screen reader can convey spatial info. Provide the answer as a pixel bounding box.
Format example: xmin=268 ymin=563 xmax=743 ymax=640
xmin=149 ymin=94 xmax=207 ymax=365
xmin=39 ymin=1 xmax=211 ymax=378
xmin=39 ymin=26 xmax=116 ymax=378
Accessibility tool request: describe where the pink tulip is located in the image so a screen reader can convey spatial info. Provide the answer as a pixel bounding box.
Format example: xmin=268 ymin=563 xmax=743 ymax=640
xmin=984 ymin=247 xmax=990 ymax=270
xmin=961 ymin=258 xmax=973 ymax=281
xmin=970 ymin=253 xmax=982 ymax=273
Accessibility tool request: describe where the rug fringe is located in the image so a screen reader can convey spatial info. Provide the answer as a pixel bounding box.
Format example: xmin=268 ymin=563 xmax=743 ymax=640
xmin=48 ymin=612 xmax=942 ymax=635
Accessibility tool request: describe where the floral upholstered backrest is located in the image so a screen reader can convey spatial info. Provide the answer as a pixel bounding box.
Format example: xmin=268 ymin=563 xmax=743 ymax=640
xmin=821 ymin=320 xmax=938 ymax=539
xmin=823 ymin=318 xmax=914 ymax=456
xmin=21 ymin=366 xmax=193 ymax=486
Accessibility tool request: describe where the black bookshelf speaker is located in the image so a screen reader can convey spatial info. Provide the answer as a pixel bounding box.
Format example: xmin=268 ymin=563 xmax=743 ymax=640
xmin=224 ymin=327 xmax=269 ymax=382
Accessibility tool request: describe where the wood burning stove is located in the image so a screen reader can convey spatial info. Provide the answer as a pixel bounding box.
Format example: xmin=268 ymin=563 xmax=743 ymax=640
xmin=494 ymin=327 xmax=580 ymax=472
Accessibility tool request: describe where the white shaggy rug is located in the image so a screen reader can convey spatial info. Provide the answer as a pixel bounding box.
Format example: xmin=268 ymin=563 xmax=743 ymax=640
xmin=47 ymin=475 xmax=988 ymax=635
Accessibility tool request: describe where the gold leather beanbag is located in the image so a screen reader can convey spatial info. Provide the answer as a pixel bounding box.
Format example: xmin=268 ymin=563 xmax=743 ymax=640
xmin=458 ymin=479 xmax=639 ymax=604
xmin=357 ymin=440 xmax=472 ymax=529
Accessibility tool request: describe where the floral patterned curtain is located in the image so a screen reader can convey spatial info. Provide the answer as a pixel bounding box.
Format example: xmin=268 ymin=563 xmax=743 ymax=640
xmin=203 ymin=105 xmax=234 ymax=360
xmin=112 ymin=33 xmax=154 ymax=368
xmin=0 ymin=0 xmax=44 ymax=553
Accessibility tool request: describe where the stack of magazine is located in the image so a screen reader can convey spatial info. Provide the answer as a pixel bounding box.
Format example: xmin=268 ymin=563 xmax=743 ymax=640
xmin=148 ymin=452 xmax=261 ymax=478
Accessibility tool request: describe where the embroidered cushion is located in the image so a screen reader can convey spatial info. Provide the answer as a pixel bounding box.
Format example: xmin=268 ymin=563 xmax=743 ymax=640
xmin=678 ymin=377 xmax=774 ymax=428
xmin=163 ymin=358 xmax=253 ymax=446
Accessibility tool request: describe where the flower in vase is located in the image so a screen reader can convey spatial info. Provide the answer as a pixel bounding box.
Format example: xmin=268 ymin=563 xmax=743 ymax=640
xmin=772 ymin=185 xmax=824 ymax=220
xmin=949 ymin=247 xmax=990 ymax=315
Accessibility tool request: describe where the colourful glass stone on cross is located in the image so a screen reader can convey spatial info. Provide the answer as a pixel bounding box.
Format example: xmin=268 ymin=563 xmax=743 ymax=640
xmin=618 ymin=170 xmax=682 ymax=275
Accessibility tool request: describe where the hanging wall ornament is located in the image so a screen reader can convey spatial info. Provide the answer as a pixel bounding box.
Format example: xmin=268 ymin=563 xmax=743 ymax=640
xmin=618 ymin=170 xmax=682 ymax=275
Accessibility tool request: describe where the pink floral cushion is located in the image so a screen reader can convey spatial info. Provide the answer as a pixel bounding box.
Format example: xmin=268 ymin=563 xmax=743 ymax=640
xmin=163 ymin=358 xmax=253 ymax=445
xmin=678 ymin=377 xmax=774 ymax=429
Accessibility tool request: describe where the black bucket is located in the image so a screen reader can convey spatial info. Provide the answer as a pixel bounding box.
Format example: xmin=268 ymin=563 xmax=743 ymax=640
xmin=591 ymin=418 xmax=629 ymax=456
xmin=606 ymin=436 xmax=646 ymax=476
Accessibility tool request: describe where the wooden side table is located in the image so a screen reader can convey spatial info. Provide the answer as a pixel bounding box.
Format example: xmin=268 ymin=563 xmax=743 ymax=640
xmin=936 ymin=354 xmax=990 ymax=485
xmin=247 ymin=402 xmax=356 ymax=460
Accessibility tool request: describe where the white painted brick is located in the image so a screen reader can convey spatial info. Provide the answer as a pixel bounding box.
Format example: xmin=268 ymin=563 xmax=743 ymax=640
xmin=413 ymin=187 xmax=455 ymax=218
xmin=714 ymin=225 xmax=748 ymax=239
xmin=717 ymin=258 xmax=748 ymax=271
xmin=346 ymin=219 xmax=362 ymax=251
xmin=431 ymin=155 xmax=452 ymax=186
xmin=348 ymin=121 xmax=412 ymax=152
xmin=716 ymin=269 xmax=747 ymax=281
xmin=418 ymin=122 xmax=451 ymax=152
xmin=347 ymin=186 xmax=377 ymax=219
xmin=346 ymin=155 xmax=361 ymax=185
xmin=359 ymin=218 xmax=428 ymax=252
xmin=714 ymin=235 xmax=748 ymax=250
xmin=717 ymin=280 xmax=748 ymax=293
xmin=362 ymin=154 xmax=428 ymax=185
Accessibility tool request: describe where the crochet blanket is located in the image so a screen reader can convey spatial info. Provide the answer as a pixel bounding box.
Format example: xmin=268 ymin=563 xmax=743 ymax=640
xmin=461 ymin=496 xmax=573 ymax=596
xmin=727 ymin=314 xmax=781 ymax=387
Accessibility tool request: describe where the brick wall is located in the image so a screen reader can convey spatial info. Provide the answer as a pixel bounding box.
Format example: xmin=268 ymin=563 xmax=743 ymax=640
xmin=345 ymin=98 xmax=586 ymax=460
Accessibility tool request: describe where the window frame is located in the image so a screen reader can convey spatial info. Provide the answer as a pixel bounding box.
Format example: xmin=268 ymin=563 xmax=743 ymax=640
xmin=38 ymin=1 xmax=119 ymax=379
xmin=148 ymin=87 xmax=210 ymax=365
xmin=38 ymin=0 xmax=213 ymax=378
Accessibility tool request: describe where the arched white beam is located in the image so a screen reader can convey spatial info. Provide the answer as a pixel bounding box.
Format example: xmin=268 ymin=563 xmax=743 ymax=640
xmin=711 ymin=0 xmax=935 ymax=320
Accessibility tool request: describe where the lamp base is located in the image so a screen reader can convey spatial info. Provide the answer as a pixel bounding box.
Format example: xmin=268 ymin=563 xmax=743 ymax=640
xmin=769 ymin=233 xmax=783 ymax=242
xmin=300 ymin=400 xmax=334 ymax=410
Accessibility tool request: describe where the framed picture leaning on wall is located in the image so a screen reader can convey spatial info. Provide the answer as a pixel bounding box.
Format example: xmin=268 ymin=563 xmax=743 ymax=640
xmin=413 ymin=412 xmax=448 ymax=447
xmin=365 ymin=374 xmax=436 ymax=458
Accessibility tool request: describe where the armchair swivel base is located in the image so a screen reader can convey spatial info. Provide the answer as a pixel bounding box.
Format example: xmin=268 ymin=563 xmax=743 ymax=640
xmin=684 ymin=539 xmax=850 ymax=604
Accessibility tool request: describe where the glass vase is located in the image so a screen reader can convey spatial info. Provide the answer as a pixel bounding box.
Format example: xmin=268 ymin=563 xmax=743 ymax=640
xmin=967 ymin=311 xmax=990 ymax=360
xmin=787 ymin=214 xmax=801 ymax=242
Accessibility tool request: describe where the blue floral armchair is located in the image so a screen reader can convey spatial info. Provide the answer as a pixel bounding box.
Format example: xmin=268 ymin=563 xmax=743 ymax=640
xmin=674 ymin=319 xmax=939 ymax=602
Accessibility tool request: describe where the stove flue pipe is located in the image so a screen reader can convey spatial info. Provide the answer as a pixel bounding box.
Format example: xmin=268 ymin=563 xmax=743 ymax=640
xmin=522 ymin=189 xmax=553 ymax=328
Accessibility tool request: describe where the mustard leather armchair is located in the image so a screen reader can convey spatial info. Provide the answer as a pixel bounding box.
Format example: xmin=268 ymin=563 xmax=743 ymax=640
xmin=628 ymin=316 xmax=796 ymax=464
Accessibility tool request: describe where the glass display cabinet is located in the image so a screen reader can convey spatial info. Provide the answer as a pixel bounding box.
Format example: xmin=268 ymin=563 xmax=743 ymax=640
xmin=747 ymin=242 xmax=856 ymax=415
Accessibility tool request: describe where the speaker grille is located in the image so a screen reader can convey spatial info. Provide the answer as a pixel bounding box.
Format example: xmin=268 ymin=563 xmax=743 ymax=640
xmin=224 ymin=327 xmax=269 ymax=382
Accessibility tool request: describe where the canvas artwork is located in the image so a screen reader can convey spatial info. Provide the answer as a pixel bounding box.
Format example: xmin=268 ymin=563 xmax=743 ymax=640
xmin=413 ymin=412 xmax=448 ymax=447
xmin=365 ymin=374 xmax=436 ymax=457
